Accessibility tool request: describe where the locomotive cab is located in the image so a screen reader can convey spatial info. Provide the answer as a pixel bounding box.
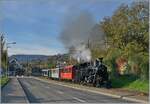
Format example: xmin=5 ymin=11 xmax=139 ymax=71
xmin=93 ymin=58 xmax=112 ymax=88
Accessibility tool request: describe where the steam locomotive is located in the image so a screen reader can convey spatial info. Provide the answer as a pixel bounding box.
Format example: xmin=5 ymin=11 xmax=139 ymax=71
xmin=41 ymin=58 xmax=112 ymax=88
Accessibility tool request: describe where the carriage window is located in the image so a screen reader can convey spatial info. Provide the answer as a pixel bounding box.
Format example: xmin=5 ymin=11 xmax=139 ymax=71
xmin=53 ymin=70 xmax=56 ymax=73
xmin=63 ymin=69 xmax=65 ymax=73
xmin=64 ymin=68 xmax=67 ymax=73
xmin=61 ymin=69 xmax=63 ymax=73
xmin=67 ymin=68 xmax=70 ymax=73
xmin=62 ymin=67 xmax=72 ymax=73
xmin=64 ymin=69 xmax=67 ymax=73
xmin=68 ymin=68 xmax=71 ymax=73
xmin=66 ymin=69 xmax=68 ymax=73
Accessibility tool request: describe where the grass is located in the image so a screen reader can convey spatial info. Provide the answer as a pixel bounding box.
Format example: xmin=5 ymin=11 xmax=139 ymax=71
xmin=111 ymin=75 xmax=149 ymax=93
xmin=126 ymin=79 xmax=149 ymax=93
xmin=0 ymin=76 xmax=9 ymax=87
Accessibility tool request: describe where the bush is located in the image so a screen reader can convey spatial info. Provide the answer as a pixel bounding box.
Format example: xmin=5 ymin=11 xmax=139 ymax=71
xmin=139 ymin=52 xmax=149 ymax=80
xmin=111 ymin=75 xmax=149 ymax=93
xmin=126 ymin=52 xmax=149 ymax=80
xmin=104 ymin=48 xmax=122 ymax=77
xmin=0 ymin=76 xmax=9 ymax=87
xmin=127 ymin=79 xmax=149 ymax=93
xmin=111 ymin=75 xmax=137 ymax=88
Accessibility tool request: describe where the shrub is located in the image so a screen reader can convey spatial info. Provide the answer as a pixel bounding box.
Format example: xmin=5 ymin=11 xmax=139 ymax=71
xmin=104 ymin=48 xmax=122 ymax=77
xmin=139 ymin=52 xmax=149 ymax=80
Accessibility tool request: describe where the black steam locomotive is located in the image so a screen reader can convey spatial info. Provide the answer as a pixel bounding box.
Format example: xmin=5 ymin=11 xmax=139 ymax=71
xmin=73 ymin=58 xmax=112 ymax=88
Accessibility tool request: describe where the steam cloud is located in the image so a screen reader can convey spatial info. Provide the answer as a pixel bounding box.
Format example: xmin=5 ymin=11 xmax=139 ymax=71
xmin=60 ymin=11 xmax=105 ymax=62
xmin=72 ymin=44 xmax=91 ymax=62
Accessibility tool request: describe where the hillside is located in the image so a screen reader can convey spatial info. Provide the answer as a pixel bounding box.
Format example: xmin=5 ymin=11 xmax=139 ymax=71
xmin=9 ymin=54 xmax=49 ymax=63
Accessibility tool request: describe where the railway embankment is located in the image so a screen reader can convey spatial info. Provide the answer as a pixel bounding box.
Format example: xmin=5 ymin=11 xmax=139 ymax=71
xmin=34 ymin=76 xmax=149 ymax=103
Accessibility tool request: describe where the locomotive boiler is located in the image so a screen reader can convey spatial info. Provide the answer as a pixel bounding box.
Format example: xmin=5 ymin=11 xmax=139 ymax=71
xmin=75 ymin=58 xmax=111 ymax=88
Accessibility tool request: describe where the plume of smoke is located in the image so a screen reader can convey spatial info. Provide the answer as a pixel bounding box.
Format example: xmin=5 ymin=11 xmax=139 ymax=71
xmin=89 ymin=24 xmax=106 ymax=49
xmin=59 ymin=11 xmax=105 ymax=62
xmin=59 ymin=11 xmax=95 ymax=62
xmin=71 ymin=44 xmax=91 ymax=62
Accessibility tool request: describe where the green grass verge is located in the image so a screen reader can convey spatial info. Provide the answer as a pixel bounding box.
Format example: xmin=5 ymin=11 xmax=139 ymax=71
xmin=0 ymin=76 xmax=9 ymax=87
xmin=111 ymin=75 xmax=149 ymax=93
xmin=126 ymin=79 xmax=149 ymax=93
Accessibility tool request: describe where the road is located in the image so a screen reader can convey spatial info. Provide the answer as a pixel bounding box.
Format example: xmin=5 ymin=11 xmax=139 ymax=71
xmin=15 ymin=77 xmax=134 ymax=103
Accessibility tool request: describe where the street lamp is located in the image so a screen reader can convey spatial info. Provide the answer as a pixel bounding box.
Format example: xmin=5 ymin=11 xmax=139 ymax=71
xmin=6 ymin=46 xmax=11 ymax=76
xmin=6 ymin=42 xmax=16 ymax=77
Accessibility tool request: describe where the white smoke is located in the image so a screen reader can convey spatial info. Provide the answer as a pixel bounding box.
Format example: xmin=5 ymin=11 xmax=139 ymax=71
xmin=59 ymin=11 xmax=94 ymax=62
xmin=60 ymin=11 xmax=105 ymax=63
xmin=71 ymin=44 xmax=91 ymax=62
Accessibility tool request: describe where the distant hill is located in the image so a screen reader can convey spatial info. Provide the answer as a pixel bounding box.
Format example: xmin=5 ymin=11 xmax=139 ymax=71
xmin=9 ymin=54 xmax=49 ymax=63
xmin=9 ymin=54 xmax=70 ymax=63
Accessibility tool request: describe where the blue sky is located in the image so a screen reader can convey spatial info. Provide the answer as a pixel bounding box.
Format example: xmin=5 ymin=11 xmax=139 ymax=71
xmin=0 ymin=0 xmax=134 ymax=56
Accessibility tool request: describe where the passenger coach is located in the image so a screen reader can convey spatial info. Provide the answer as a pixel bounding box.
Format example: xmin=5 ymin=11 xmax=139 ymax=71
xmin=51 ymin=68 xmax=60 ymax=79
xmin=60 ymin=65 xmax=74 ymax=80
xmin=41 ymin=69 xmax=50 ymax=77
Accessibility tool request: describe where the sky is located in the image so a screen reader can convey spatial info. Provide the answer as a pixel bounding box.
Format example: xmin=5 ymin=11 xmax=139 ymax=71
xmin=0 ymin=0 xmax=134 ymax=56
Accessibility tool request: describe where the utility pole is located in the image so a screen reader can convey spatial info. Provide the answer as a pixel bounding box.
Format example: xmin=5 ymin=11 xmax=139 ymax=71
xmin=27 ymin=56 xmax=29 ymax=76
xmin=6 ymin=46 xmax=9 ymax=76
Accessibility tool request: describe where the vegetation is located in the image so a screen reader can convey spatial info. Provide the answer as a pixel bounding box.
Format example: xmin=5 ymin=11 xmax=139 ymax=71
xmin=0 ymin=76 xmax=9 ymax=87
xmin=126 ymin=79 xmax=149 ymax=93
xmin=101 ymin=1 xmax=149 ymax=80
xmin=111 ymin=75 xmax=149 ymax=93
xmin=1 ymin=34 xmax=8 ymax=76
xmin=90 ymin=1 xmax=149 ymax=92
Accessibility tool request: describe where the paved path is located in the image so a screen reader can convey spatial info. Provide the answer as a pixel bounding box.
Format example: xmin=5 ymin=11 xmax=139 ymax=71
xmin=18 ymin=77 xmax=134 ymax=103
xmin=1 ymin=78 xmax=28 ymax=103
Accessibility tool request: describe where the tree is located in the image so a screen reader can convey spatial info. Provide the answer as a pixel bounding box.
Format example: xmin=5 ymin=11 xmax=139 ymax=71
xmin=0 ymin=34 xmax=8 ymax=75
xmin=100 ymin=1 xmax=149 ymax=79
xmin=101 ymin=1 xmax=148 ymax=52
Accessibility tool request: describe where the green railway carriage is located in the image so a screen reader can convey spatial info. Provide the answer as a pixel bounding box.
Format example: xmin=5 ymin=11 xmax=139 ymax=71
xmin=48 ymin=69 xmax=51 ymax=78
